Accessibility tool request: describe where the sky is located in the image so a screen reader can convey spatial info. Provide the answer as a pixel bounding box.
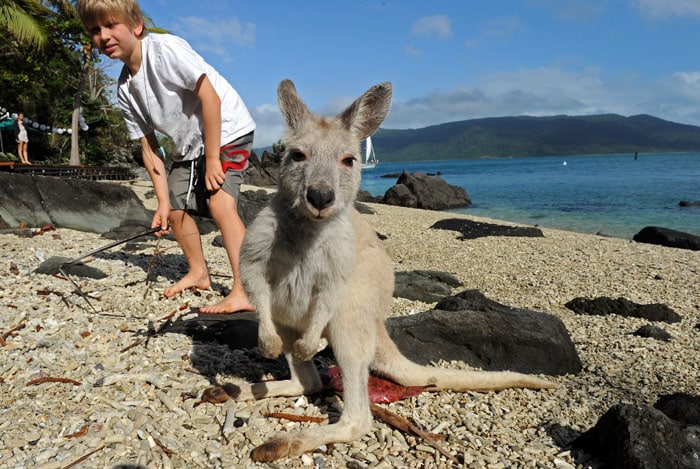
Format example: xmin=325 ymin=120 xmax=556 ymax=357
xmin=102 ymin=0 xmax=700 ymax=148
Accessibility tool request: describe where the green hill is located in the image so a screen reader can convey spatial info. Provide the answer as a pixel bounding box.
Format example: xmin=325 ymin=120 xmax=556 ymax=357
xmin=371 ymin=114 xmax=700 ymax=162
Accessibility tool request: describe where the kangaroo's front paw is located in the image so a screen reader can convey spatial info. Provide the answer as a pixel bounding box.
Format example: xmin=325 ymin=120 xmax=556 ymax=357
xmin=292 ymin=336 xmax=319 ymax=362
xmin=258 ymin=329 xmax=283 ymax=359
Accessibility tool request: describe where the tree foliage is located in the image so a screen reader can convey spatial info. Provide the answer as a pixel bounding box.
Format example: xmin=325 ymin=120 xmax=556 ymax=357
xmin=0 ymin=0 xmax=131 ymax=165
xmin=0 ymin=0 xmax=52 ymax=49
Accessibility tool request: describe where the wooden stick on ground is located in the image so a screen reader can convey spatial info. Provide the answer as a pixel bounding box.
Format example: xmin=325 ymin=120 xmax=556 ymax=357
xmin=60 ymin=444 xmax=105 ymax=469
xmin=265 ymin=412 xmax=325 ymax=424
xmin=0 ymin=322 xmax=26 ymax=346
xmin=26 ymin=376 xmax=82 ymax=386
xmin=370 ymin=403 xmax=460 ymax=466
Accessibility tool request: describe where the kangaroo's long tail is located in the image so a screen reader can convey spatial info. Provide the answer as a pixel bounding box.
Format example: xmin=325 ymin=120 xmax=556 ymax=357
xmin=370 ymin=324 xmax=556 ymax=391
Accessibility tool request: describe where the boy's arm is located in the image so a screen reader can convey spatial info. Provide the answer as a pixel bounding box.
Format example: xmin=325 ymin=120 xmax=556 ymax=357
xmin=140 ymin=133 xmax=171 ymax=233
xmin=194 ymin=74 xmax=224 ymax=192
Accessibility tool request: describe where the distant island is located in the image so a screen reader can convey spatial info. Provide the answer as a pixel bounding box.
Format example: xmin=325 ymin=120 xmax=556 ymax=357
xmin=369 ymin=114 xmax=700 ymax=162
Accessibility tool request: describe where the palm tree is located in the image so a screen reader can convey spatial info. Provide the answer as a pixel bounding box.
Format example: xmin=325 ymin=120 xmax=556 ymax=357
xmin=0 ymin=0 xmax=52 ymax=50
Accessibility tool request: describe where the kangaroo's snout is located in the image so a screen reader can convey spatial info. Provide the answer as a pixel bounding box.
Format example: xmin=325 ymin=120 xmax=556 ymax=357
xmin=306 ymin=187 xmax=335 ymax=211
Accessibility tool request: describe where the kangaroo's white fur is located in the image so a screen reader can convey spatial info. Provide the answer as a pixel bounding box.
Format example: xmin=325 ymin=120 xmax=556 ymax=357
xmin=237 ymin=79 xmax=555 ymax=462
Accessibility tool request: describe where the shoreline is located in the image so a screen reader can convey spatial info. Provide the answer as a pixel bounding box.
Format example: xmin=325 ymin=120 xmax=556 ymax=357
xmin=0 ymin=181 xmax=697 ymax=467
xmin=360 ymin=153 xmax=700 ymax=240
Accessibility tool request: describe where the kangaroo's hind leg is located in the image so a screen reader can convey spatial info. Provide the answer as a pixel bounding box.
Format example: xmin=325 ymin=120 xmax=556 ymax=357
xmin=233 ymin=326 xmax=324 ymax=401
xmin=252 ymin=316 xmax=376 ymax=462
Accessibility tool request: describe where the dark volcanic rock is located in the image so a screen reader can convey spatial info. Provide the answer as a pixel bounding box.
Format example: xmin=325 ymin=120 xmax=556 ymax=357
xmin=564 ymin=296 xmax=682 ymax=323
xmin=238 ymin=189 xmax=271 ymax=226
xmin=393 ymin=270 xmax=463 ymax=303
xmin=633 ymin=324 xmax=672 ymax=341
xmin=0 ymin=171 xmax=270 ymax=238
xmin=243 ymin=151 xmax=279 ymax=187
xmin=654 ymin=393 xmax=700 ymax=426
xmin=383 ymin=171 xmax=471 ymax=210
xmin=356 ymin=190 xmax=383 ymax=204
xmin=354 ymin=201 xmax=376 ymax=215
xmin=386 ymin=290 xmax=582 ymax=375
xmin=572 ymin=403 xmax=700 ymax=469
xmin=435 ymin=289 xmax=513 ymax=312
xmin=100 ymin=220 xmax=158 ymax=241
xmin=633 ymin=226 xmax=700 ymax=251
xmin=0 ymin=173 xmax=151 ymax=234
xmin=431 ymin=218 xmax=544 ymax=240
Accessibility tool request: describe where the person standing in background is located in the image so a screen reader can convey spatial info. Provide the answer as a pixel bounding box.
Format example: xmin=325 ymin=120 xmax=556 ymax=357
xmin=15 ymin=113 xmax=29 ymax=164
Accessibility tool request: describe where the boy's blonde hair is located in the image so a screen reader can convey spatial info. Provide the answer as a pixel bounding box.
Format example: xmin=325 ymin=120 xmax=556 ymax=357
xmin=77 ymin=0 xmax=147 ymax=37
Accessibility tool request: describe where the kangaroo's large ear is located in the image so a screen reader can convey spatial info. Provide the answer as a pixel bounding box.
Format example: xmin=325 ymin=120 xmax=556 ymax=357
xmin=339 ymin=82 xmax=393 ymax=139
xmin=277 ymin=79 xmax=312 ymax=132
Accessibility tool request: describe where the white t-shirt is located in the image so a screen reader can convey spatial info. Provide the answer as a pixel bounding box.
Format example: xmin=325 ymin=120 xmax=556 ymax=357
xmin=118 ymin=33 xmax=255 ymax=162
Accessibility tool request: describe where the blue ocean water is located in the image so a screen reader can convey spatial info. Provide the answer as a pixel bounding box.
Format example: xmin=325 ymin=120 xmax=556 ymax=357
xmin=360 ymin=153 xmax=700 ymax=239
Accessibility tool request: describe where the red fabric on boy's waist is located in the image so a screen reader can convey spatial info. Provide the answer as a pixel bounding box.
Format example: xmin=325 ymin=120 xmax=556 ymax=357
xmin=220 ymin=146 xmax=250 ymax=172
xmin=222 ymin=159 xmax=247 ymax=171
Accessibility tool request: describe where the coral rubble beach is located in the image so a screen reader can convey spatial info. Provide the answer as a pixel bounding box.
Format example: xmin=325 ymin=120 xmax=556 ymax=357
xmin=0 ymin=179 xmax=698 ymax=468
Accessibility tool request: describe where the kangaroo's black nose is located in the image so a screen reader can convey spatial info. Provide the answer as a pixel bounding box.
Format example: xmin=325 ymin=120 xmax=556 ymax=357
xmin=307 ymin=188 xmax=335 ymax=210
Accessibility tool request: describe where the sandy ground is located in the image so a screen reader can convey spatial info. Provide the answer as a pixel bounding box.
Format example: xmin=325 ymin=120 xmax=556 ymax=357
xmin=0 ymin=179 xmax=697 ymax=468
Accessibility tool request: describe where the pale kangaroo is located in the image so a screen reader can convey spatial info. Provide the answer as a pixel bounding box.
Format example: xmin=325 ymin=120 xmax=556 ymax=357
xmin=237 ymin=79 xmax=555 ymax=462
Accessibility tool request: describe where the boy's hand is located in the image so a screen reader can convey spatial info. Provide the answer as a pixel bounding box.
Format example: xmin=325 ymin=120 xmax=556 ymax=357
xmin=205 ymin=162 xmax=226 ymax=192
xmin=152 ymin=207 xmax=171 ymax=236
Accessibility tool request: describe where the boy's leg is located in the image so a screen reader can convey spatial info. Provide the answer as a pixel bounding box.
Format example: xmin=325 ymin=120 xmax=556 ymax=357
xmin=164 ymin=209 xmax=211 ymax=298
xmin=199 ymin=131 xmax=255 ymax=313
xmin=199 ymin=189 xmax=254 ymax=313
xmin=163 ymin=159 xmax=211 ymax=298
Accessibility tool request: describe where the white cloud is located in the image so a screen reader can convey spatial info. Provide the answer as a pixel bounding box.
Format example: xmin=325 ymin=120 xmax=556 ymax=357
xmin=482 ymin=16 xmax=525 ymax=39
xmin=411 ymin=14 xmax=452 ymax=39
xmin=648 ymin=71 xmax=700 ymax=122
xmin=250 ymin=103 xmax=284 ymax=148
xmin=251 ymin=68 xmax=700 ymax=147
xmin=382 ymin=67 xmax=700 ymax=130
xmin=384 ymin=67 xmax=610 ymax=128
xmin=632 ymin=0 xmax=700 ymax=18
xmin=173 ymin=16 xmax=255 ymax=58
xmin=464 ymin=15 xmax=525 ymax=49
xmin=673 ymin=71 xmax=700 ymax=85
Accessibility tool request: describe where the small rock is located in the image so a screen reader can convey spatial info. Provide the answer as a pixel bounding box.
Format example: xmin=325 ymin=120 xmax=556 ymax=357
xmin=633 ymin=324 xmax=672 ymax=341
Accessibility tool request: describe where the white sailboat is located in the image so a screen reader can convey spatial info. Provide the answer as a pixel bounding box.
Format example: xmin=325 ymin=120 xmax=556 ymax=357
xmin=362 ymin=136 xmax=378 ymax=170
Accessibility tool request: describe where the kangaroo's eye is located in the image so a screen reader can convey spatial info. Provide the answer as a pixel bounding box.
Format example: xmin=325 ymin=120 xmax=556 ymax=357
xmin=341 ymin=154 xmax=356 ymax=167
xmin=289 ymin=150 xmax=306 ymax=162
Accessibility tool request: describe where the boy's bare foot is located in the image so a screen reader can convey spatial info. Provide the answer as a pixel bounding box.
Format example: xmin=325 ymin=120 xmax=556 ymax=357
xmin=164 ymin=274 xmax=211 ymax=298
xmin=199 ymin=290 xmax=255 ymax=314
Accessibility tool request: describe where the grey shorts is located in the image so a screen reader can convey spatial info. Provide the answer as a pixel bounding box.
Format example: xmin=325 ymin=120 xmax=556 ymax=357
xmin=168 ymin=131 xmax=254 ymax=216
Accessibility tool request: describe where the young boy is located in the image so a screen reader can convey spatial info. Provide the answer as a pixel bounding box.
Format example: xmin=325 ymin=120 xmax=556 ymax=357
xmin=78 ymin=0 xmax=255 ymax=313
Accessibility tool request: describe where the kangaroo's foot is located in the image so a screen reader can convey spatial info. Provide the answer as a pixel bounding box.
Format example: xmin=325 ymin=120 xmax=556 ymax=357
xmin=251 ymin=417 xmax=372 ymax=462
